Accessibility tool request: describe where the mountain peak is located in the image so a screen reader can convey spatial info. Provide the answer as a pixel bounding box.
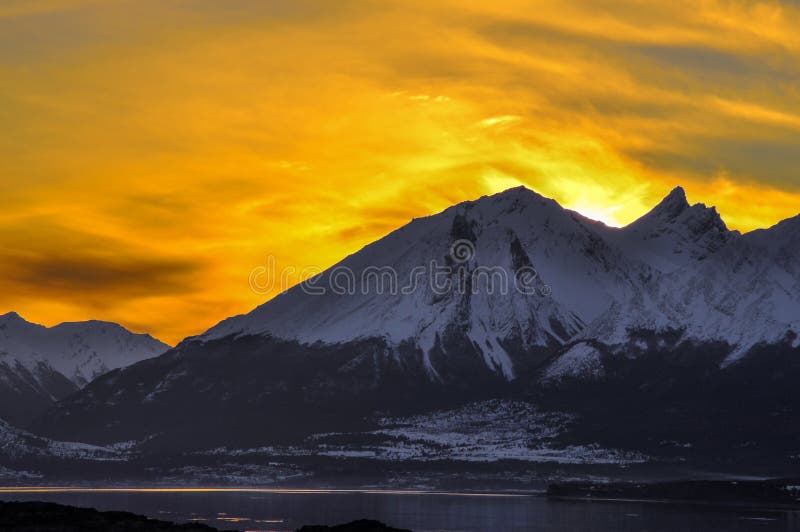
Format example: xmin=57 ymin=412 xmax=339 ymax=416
xmin=627 ymin=185 xmax=730 ymax=230
xmin=429 ymin=186 xmax=560 ymax=227
xmin=648 ymin=186 xmax=690 ymax=220
xmin=497 ymin=185 xmax=530 ymax=194
xmin=617 ymin=185 xmax=736 ymax=272
xmin=0 ymin=312 xmax=35 ymax=329
xmin=666 ymin=185 xmax=687 ymax=201
xmin=473 ymin=186 xmax=562 ymax=215
xmin=480 ymin=185 xmax=549 ymax=205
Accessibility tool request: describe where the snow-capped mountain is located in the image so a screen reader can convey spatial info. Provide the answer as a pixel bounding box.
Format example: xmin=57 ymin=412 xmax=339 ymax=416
xmin=203 ymin=184 xmax=798 ymax=377
xmin=34 ymin=186 xmax=800 ymax=460
xmin=611 ymin=186 xmax=739 ymax=273
xmin=202 ymin=187 xmax=647 ymax=380
xmin=0 ymin=312 xmax=168 ymax=426
xmin=573 ymin=187 xmax=800 ymax=367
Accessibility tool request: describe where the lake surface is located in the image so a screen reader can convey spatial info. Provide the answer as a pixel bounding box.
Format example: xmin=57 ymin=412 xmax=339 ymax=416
xmin=1 ymin=488 xmax=799 ymax=531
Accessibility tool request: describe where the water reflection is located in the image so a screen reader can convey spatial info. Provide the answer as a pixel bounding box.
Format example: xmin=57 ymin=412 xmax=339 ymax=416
xmin=0 ymin=487 xmax=798 ymax=531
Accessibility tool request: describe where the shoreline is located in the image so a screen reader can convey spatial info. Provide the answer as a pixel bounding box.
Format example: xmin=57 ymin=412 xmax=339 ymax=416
xmin=0 ymin=486 xmax=539 ymax=497
xmin=546 ymin=479 xmax=800 ymax=510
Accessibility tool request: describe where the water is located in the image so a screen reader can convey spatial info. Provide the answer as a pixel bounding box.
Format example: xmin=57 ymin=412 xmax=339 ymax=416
xmin=1 ymin=488 xmax=799 ymax=531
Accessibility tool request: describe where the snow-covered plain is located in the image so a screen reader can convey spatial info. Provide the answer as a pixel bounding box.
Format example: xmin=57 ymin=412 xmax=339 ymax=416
xmin=0 ymin=418 xmax=123 ymax=462
xmin=203 ymin=401 xmax=646 ymax=466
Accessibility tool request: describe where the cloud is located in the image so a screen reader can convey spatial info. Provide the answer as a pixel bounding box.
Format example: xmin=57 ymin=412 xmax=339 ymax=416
xmin=2 ymin=0 xmax=800 ymax=342
xmin=0 ymin=217 xmax=202 ymax=301
xmin=0 ymin=0 xmax=101 ymax=19
xmin=710 ymin=97 xmax=800 ymax=131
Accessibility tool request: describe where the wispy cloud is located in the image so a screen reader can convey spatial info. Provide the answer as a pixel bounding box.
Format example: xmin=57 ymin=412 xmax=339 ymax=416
xmin=1 ymin=0 xmax=799 ymax=341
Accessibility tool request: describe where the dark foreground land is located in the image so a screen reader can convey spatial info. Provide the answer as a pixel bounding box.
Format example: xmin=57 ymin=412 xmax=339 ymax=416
xmin=0 ymin=500 xmax=407 ymax=532
xmin=0 ymin=500 xmax=218 ymax=531
xmin=547 ymin=479 xmax=800 ymax=507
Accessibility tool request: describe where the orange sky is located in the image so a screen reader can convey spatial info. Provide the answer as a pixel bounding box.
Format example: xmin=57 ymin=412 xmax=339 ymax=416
xmin=2 ymin=0 xmax=800 ymax=344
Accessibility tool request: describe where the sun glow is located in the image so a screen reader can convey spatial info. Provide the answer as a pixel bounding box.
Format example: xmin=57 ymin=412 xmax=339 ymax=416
xmin=1 ymin=0 xmax=800 ymax=343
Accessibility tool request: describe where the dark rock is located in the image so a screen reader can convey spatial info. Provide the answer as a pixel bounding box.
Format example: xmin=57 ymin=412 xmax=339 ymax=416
xmin=296 ymin=519 xmax=411 ymax=532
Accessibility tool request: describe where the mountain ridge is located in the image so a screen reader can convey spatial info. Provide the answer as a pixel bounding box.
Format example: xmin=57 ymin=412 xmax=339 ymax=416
xmin=33 ymin=185 xmax=800 ymax=464
xmin=0 ymin=313 xmax=169 ymax=426
xmin=195 ymin=184 xmax=798 ymax=374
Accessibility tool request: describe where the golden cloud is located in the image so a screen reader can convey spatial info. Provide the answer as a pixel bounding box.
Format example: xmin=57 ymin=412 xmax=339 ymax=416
xmin=1 ymin=0 xmax=799 ymax=342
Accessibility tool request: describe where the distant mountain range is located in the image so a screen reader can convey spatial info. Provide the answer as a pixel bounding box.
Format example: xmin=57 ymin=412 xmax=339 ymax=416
xmin=27 ymin=187 xmax=800 ymax=469
xmin=0 ymin=313 xmax=168 ymax=426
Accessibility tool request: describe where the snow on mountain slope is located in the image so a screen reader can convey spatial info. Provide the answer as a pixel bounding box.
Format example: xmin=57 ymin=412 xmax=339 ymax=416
xmin=0 ymin=312 xmax=168 ymax=387
xmin=664 ymin=214 xmax=800 ymax=364
xmin=610 ymin=186 xmax=739 ymax=274
xmin=543 ymin=342 xmax=605 ymax=383
xmin=201 ymin=187 xmax=647 ymax=379
xmin=569 ymin=189 xmax=800 ymax=368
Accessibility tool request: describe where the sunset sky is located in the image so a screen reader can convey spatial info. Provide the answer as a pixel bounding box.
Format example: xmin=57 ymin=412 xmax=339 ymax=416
xmin=2 ymin=0 xmax=800 ymax=343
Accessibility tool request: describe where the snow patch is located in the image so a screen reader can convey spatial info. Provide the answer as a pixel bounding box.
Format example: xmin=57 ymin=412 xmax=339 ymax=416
xmin=543 ymin=343 xmax=605 ymax=383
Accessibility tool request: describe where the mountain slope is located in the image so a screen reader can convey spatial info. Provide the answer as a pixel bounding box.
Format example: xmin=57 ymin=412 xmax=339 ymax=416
xmin=0 ymin=313 xmax=168 ymax=426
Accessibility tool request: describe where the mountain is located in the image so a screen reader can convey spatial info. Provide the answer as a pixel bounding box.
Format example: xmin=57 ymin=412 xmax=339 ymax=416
xmin=611 ymin=186 xmax=738 ymax=273
xmin=576 ymin=194 xmax=800 ymax=365
xmin=0 ymin=313 xmax=168 ymax=426
xmin=34 ymin=187 xmax=800 ymax=467
xmin=201 ymin=187 xmax=647 ymax=379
